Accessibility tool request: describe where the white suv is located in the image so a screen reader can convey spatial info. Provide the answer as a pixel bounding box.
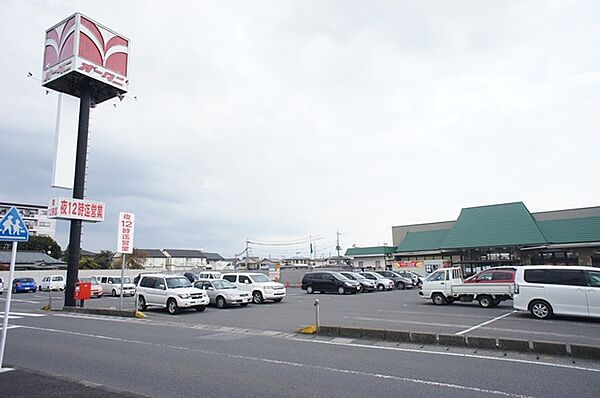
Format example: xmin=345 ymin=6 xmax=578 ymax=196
xmin=136 ymin=274 xmax=209 ymax=314
xmin=222 ymin=272 xmax=286 ymax=304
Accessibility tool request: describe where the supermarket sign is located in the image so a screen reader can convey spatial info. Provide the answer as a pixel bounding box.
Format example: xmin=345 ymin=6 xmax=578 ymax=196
xmin=48 ymin=197 xmax=105 ymax=222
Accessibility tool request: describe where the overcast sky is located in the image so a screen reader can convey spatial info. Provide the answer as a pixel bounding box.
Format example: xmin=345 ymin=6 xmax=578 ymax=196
xmin=1 ymin=1 xmax=599 ymax=258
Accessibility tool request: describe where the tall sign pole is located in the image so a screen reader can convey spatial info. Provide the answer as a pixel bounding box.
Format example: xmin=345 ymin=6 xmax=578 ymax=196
xmin=42 ymin=13 xmax=130 ymax=306
xmin=0 ymin=207 xmax=30 ymax=370
xmin=65 ymin=80 xmax=91 ymax=306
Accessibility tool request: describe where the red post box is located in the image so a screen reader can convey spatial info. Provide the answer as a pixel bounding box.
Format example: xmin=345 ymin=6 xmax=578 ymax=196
xmin=74 ymin=282 xmax=92 ymax=301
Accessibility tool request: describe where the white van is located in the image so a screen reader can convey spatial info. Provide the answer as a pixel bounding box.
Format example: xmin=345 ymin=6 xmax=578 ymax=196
xmin=514 ymin=265 xmax=600 ymax=319
xmin=97 ymin=275 xmax=136 ymax=297
xmin=39 ymin=275 xmax=66 ymax=291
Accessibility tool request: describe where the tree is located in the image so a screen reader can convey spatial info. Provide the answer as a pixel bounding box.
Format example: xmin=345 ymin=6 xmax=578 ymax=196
xmin=80 ymin=258 xmax=100 ymax=269
xmin=1 ymin=235 xmax=62 ymax=259
xmin=94 ymin=250 xmax=115 ymax=269
xmin=110 ymin=249 xmax=148 ymax=269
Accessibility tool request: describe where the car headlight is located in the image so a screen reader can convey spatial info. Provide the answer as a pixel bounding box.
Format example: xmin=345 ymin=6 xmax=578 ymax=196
xmin=344 ymin=282 xmax=352 ymax=287
xmin=178 ymin=293 xmax=190 ymax=299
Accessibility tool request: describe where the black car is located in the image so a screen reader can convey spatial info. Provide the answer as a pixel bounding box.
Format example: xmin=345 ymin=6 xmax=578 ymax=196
xmin=301 ymin=271 xmax=360 ymax=294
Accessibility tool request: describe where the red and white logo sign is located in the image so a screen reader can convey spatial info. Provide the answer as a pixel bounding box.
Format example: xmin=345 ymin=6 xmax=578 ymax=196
xmin=42 ymin=13 xmax=129 ymax=98
xmin=117 ymin=212 xmax=135 ymax=254
xmin=48 ymin=197 xmax=105 ymax=222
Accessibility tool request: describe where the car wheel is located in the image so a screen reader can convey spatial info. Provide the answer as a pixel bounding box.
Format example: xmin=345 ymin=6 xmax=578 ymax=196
xmin=253 ymin=291 xmax=264 ymax=304
xmin=337 ymin=286 xmax=345 ymax=295
xmin=273 ymin=298 xmax=283 ymax=303
xmin=396 ymin=282 xmax=406 ymax=290
xmin=432 ymin=293 xmax=446 ymax=305
xmin=530 ymin=300 xmax=553 ymax=319
xmin=478 ymin=295 xmax=493 ymax=308
xmin=377 ymin=284 xmax=385 ymax=291
xmin=112 ymin=289 xmax=117 ymax=297
xmin=306 ymin=286 xmax=314 ymax=294
xmin=357 ymin=285 xmax=363 ymax=293
xmin=137 ymin=295 xmax=147 ymax=311
xmin=216 ymin=296 xmax=227 ymax=309
xmin=195 ymin=305 xmax=206 ymax=312
xmin=167 ymin=298 xmax=180 ymax=314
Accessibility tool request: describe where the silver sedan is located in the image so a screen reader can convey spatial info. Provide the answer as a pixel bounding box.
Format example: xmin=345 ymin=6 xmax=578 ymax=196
xmin=194 ymin=279 xmax=252 ymax=308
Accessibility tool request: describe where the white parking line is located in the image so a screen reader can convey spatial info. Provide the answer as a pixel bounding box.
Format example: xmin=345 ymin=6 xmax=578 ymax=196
xmin=455 ymin=311 xmax=517 ymax=336
xmin=0 ymin=297 xmax=40 ymax=304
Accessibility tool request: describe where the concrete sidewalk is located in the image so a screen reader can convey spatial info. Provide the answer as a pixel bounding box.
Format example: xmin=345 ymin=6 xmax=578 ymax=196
xmin=0 ymin=366 xmax=147 ymax=398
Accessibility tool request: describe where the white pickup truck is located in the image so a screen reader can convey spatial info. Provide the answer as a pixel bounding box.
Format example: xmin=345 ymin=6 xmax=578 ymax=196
xmin=419 ymin=267 xmax=514 ymax=308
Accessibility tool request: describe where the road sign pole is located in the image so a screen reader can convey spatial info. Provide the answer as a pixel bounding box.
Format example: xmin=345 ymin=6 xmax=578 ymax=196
xmin=119 ymin=254 xmax=126 ymax=311
xmin=0 ymin=242 xmax=18 ymax=369
xmin=65 ymin=80 xmax=91 ymax=307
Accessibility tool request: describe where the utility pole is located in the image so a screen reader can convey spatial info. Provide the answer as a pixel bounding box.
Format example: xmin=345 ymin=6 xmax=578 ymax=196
xmin=336 ymin=230 xmax=341 ymax=267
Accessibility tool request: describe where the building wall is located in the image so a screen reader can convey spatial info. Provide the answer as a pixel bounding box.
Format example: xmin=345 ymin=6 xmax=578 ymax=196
xmin=142 ymin=257 xmax=168 ymax=270
xmin=353 ymin=255 xmax=386 ymax=269
xmin=168 ymin=257 xmax=207 ymax=270
xmin=532 ymin=206 xmax=600 ymax=221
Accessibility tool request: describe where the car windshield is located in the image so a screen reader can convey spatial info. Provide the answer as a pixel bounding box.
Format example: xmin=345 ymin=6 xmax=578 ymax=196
xmin=212 ymin=280 xmax=235 ymax=289
xmin=331 ymin=272 xmax=350 ymax=281
xmin=166 ymin=277 xmax=192 ymax=289
xmin=250 ymin=274 xmax=271 ymax=283
xmin=341 ymin=273 xmax=356 ymax=280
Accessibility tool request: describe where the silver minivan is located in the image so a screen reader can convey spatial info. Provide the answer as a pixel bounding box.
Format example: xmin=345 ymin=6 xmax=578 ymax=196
xmin=514 ymin=265 xmax=600 ymax=319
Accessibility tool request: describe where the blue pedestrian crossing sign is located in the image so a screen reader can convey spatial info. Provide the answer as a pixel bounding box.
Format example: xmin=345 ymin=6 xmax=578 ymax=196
xmin=0 ymin=207 xmax=29 ymax=242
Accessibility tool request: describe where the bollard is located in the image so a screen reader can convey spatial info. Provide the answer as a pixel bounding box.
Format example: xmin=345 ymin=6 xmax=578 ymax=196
xmin=314 ymin=299 xmax=320 ymax=333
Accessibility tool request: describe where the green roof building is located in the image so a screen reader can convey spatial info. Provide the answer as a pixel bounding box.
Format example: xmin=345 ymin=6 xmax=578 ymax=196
xmin=390 ymin=202 xmax=600 ymax=275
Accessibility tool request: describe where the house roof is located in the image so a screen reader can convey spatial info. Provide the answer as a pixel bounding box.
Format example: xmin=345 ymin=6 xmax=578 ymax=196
xmin=139 ymin=249 xmax=168 ymax=258
xmin=203 ymin=252 xmax=224 ymax=261
xmin=396 ymin=229 xmax=451 ymax=253
xmin=0 ymin=251 xmax=66 ymax=269
xmin=345 ymin=246 xmax=396 ymax=257
xmin=439 ymin=202 xmax=547 ymax=249
xmin=536 ymin=217 xmax=600 ymax=244
xmin=163 ymin=249 xmax=206 ymax=258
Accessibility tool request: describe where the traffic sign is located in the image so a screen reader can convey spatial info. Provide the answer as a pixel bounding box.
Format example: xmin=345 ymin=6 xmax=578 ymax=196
xmin=0 ymin=207 xmax=29 ymax=242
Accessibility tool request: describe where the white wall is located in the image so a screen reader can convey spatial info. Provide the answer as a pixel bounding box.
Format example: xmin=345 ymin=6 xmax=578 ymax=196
xmin=0 ymin=269 xmax=142 ymax=288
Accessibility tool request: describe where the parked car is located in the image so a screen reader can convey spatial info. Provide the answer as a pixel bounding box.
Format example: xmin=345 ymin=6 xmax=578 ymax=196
xmin=136 ymin=273 xmax=209 ymax=314
xmin=12 ymin=278 xmax=37 ymax=293
xmin=301 ymin=271 xmax=361 ymax=295
xmin=394 ymin=270 xmax=423 ymax=286
xmin=464 ymin=267 xmax=516 ymax=284
xmin=78 ymin=276 xmax=104 ymax=298
xmin=0 ymin=277 xmax=4 ymax=294
xmin=194 ymin=279 xmax=252 ymax=308
xmin=339 ymin=272 xmax=375 ymax=292
xmin=514 ymin=265 xmax=600 ymax=319
xmin=198 ymin=271 xmax=223 ymax=280
xmin=359 ymin=272 xmax=394 ymax=291
xmin=97 ymin=275 xmax=136 ymax=297
xmin=39 ymin=275 xmax=66 ymax=291
xmin=374 ymin=270 xmax=414 ymax=290
xmin=222 ymin=273 xmax=286 ymax=304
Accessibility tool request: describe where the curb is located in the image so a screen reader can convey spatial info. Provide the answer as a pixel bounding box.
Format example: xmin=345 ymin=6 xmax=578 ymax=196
xmin=62 ymin=307 xmax=138 ymax=318
xmin=316 ymin=325 xmax=600 ymax=360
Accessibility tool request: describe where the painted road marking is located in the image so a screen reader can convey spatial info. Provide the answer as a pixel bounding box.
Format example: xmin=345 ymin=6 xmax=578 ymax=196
xmin=455 ymin=311 xmax=518 ymax=336
xmin=16 ymin=324 xmax=546 ymax=397
xmin=0 ymin=311 xmax=47 ymax=320
xmin=0 ymin=297 xmax=40 ymax=304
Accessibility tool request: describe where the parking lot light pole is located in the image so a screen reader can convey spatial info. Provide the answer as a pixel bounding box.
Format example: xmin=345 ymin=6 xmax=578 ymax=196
xmin=314 ymin=299 xmax=320 ymax=333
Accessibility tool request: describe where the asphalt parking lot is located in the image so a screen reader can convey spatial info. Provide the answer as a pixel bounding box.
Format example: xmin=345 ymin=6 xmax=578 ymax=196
xmin=5 ymin=287 xmax=600 ymax=348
